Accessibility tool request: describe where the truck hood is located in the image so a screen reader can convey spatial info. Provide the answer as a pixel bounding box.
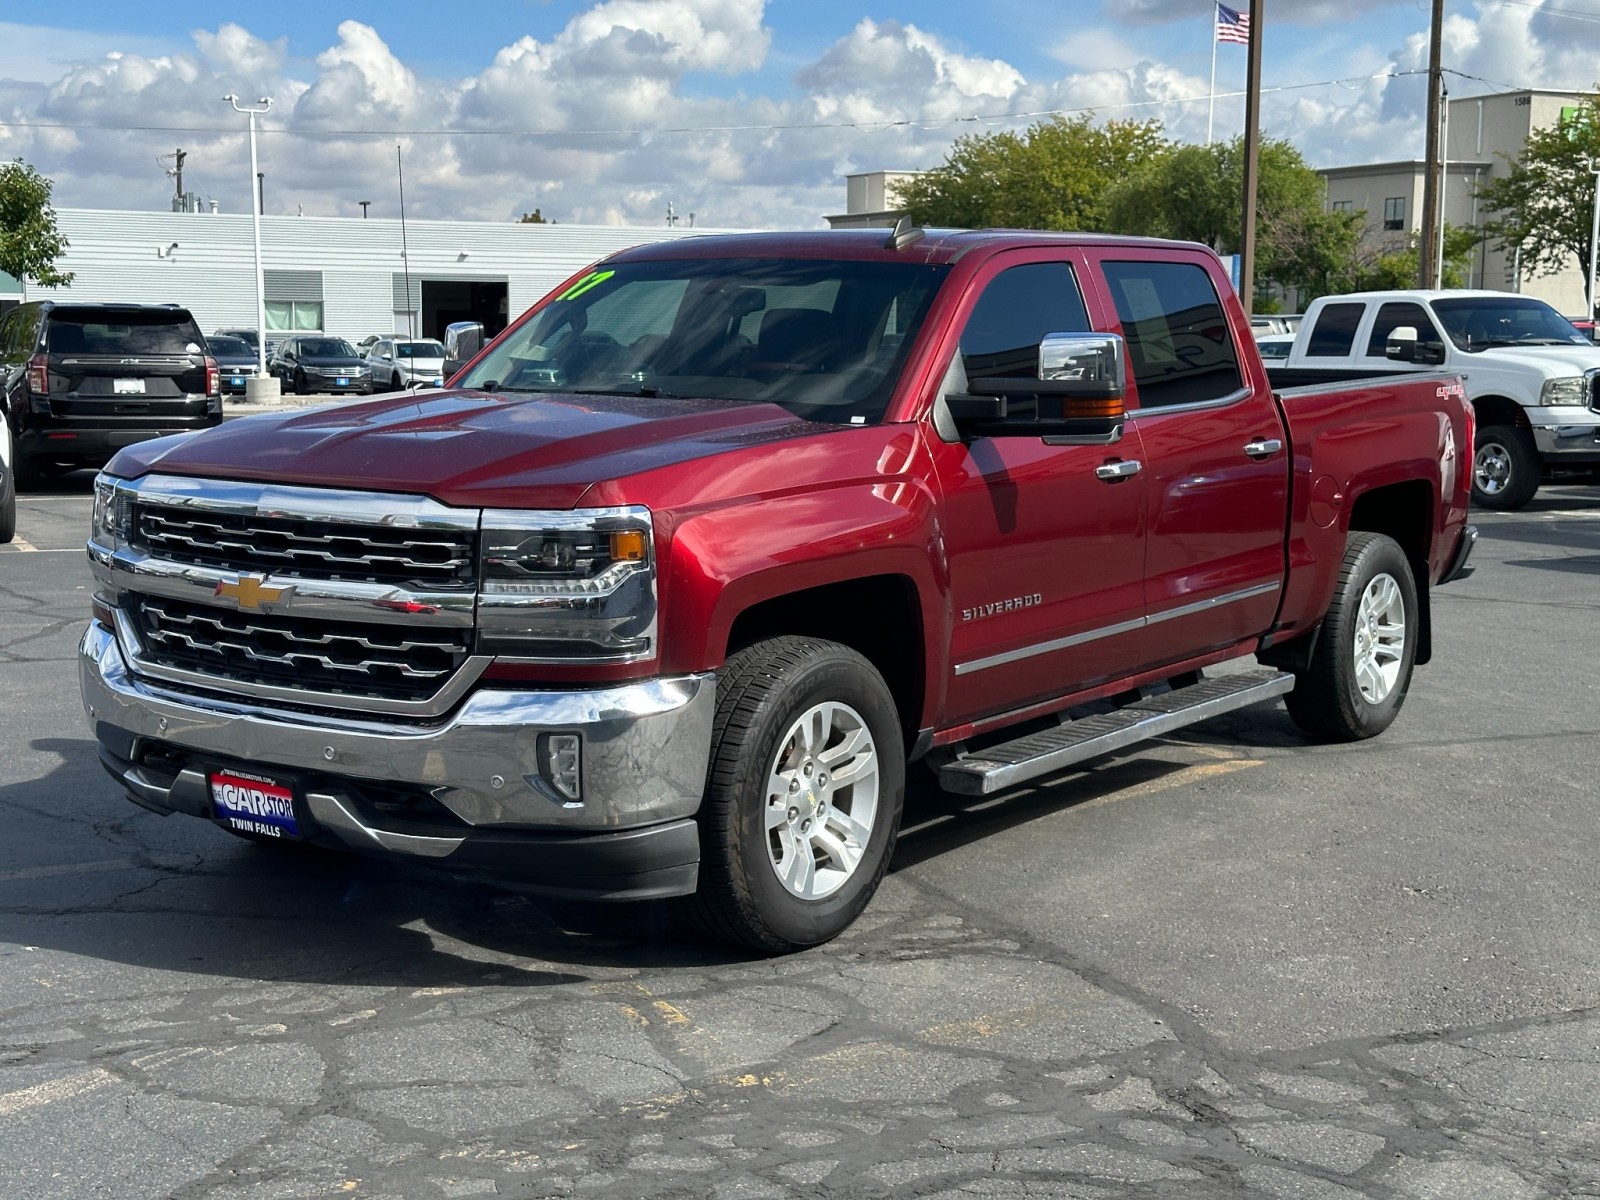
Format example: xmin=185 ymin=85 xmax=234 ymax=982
xmin=1461 ymin=343 xmax=1600 ymax=378
xmin=107 ymin=389 xmax=829 ymax=509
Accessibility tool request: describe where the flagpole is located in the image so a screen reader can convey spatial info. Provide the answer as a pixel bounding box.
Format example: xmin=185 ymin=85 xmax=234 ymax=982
xmin=1208 ymin=2 xmax=1218 ymax=145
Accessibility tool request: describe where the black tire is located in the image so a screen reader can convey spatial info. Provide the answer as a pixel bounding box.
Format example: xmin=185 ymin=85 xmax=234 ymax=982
xmin=1472 ymin=424 xmax=1541 ymax=510
xmin=10 ymin=450 xmax=41 ymax=493
xmin=0 ymin=466 xmax=14 ymax=544
xmin=1285 ymin=532 xmax=1418 ymax=742
xmin=692 ymin=636 xmax=905 ymax=953
xmin=293 ymin=370 xmax=310 ymax=396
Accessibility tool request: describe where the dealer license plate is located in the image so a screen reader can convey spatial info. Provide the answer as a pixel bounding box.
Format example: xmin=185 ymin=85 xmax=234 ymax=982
xmin=336 ymin=377 xmax=349 ymax=387
xmin=113 ymin=378 xmax=146 ymax=394
xmin=230 ymin=375 xmax=245 ymax=386
xmin=209 ymin=769 xmax=301 ymax=839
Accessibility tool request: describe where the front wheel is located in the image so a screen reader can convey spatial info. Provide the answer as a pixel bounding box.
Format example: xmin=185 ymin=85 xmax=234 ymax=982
xmin=1472 ymin=424 xmax=1540 ymax=510
xmin=0 ymin=422 xmax=14 ymax=543
xmin=1285 ymin=532 xmax=1418 ymax=742
xmin=293 ymin=370 xmax=310 ymax=396
xmin=692 ymin=636 xmax=904 ymax=953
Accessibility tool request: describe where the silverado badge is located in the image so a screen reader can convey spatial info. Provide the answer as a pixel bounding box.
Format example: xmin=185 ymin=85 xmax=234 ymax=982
xmin=215 ymin=575 xmax=293 ymax=612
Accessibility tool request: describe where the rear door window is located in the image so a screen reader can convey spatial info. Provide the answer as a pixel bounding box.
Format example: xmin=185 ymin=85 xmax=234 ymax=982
xmin=1101 ymin=260 xmax=1242 ymax=408
xmin=1304 ymin=303 xmax=1366 ymax=357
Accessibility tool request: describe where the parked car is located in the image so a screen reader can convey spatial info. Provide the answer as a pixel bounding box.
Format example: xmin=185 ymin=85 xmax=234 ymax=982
xmin=1273 ymin=289 xmax=1600 ymax=508
xmin=1255 ymin=332 xmax=1295 ymax=360
xmin=1566 ymin=315 xmax=1598 ymax=342
xmin=0 ymin=302 xmax=219 ymax=506
xmin=212 ymin=326 xmax=276 ymax=364
xmin=207 ymin=334 xmax=259 ymax=395
xmin=1250 ymin=314 xmax=1301 ymax=337
xmin=267 ymin=335 xmax=372 ymax=396
xmin=355 ymin=335 xmax=382 ymax=350
xmin=83 ymin=228 xmax=1475 ymax=952
xmin=364 ymin=338 xmax=447 ymax=391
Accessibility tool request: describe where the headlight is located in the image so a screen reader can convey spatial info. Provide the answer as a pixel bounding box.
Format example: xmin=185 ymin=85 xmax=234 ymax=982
xmin=90 ymin=474 xmax=133 ymax=551
xmin=1540 ymin=376 xmax=1589 ymax=406
xmin=477 ymin=506 xmax=656 ymax=662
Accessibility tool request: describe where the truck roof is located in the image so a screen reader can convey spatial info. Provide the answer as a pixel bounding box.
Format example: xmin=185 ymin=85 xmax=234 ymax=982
xmin=610 ymin=228 xmax=1219 ymax=266
xmin=1310 ymin=289 xmax=1553 ymax=305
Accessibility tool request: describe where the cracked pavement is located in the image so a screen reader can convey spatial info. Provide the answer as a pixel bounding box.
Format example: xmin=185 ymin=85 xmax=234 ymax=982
xmin=2 ymin=479 xmax=1599 ymax=1198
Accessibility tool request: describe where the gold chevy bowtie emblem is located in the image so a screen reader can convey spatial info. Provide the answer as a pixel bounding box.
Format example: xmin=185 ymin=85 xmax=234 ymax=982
xmin=214 ymin=576 xmax=291 ymax=611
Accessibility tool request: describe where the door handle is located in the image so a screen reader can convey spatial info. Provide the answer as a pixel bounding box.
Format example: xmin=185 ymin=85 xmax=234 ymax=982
xmin=1095 ymin=459 xmax=1143 ymax=480
xmin=1243 ymin=438 xmax=1284 ymax=458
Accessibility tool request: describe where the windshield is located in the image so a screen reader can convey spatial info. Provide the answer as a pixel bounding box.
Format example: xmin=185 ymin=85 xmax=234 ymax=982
xmin=396 ymin=340 xmax=444 ymax=358
xmin=1431 ymin=297 xmax=1590 ymax=351
xmin=209 ymin=335 xmax=252 ymax=355
xmin=456 ymin=257 xmax=949 ymax=424
xmin=297 ymin=338 xmax=358 ymax=357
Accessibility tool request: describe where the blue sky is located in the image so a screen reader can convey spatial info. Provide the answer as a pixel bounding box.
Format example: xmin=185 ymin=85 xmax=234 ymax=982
xmin=2 ymin=2 xmax=1597 ymax=229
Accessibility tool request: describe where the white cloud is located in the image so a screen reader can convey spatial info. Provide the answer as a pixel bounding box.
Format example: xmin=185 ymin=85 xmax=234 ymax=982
xmin=3 ymin=2 xmax=1600 ymax=233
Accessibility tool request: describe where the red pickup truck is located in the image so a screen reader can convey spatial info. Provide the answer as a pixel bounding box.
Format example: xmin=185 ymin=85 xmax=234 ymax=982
xmin=81 ymin=229 xmax=1476 ymax=952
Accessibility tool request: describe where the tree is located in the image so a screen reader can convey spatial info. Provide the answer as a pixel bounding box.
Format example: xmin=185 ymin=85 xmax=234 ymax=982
xmin=0 ymin=160 xmax=73 ymax=288
xmin=1475 ymin=91 xmax=1600 ymax=291
xmin=1345 ymin=223 xmax=1482 ymax=292
xmin=1102 ymin=137 xmax=1364 ymax=297
xmin=519 ymin=209 xmax=549 ymax=224
xmin=896 ymin=115 xmax=1169 ymax=232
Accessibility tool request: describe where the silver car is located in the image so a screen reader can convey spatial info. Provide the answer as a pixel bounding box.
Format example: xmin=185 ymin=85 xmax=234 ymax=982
xmin=364 ymin=338 xmax=447 ymax=392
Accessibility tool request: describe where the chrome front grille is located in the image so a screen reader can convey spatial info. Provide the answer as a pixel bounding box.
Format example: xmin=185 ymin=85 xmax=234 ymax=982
xmin=131 ymin=502 xmax=477 ymax=589
xmin=130 ymin=594 xmax=473 ymax=703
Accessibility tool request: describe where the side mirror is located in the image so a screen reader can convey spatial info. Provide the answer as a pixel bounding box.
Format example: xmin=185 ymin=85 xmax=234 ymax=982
xmin=947 ymin=332 xmax=1127 ymax=444
xmin=1385 ymin=326 xmax=1419 ymax=362
xmin=443 ymin=320 xmax=485 ymax=380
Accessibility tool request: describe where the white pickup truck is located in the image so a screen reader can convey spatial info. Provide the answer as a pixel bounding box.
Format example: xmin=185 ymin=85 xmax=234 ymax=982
xmin=1271 ymin=290 xmax=1600 ymax=509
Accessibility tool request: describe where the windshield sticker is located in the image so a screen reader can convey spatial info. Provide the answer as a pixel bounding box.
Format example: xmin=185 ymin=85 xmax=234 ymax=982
xmin=557 ymin=270 xmax=616 ymax=302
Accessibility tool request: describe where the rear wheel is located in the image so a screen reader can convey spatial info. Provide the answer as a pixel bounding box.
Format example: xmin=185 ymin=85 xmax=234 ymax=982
xmin=1472 ymin=424 xmax=1540 ymax=510
xmin=1285 ymin=532 xmax=1418 ymax=742
xmin=0 ymin=422 xmax=13 ymax=543
xmin=692 ymin=636 xmax=904 ymax=953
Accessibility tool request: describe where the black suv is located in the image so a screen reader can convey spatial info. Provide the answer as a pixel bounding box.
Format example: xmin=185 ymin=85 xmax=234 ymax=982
xmin=267 ymin=335 xmax=372 ymax=396
xmin=0 ymin=302 xmax=220 ymax=491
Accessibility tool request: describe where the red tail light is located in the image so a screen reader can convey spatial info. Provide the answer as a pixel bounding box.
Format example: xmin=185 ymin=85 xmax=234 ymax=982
xmin=205 ymin=356 xmax=219 ymax=397
xmin=27 ymin=354 xmax=48 ymax=395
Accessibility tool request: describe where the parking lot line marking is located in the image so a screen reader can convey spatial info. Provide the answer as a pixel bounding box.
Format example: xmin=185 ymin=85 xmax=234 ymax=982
xmin=4 ymin=535 xmax=39 ymax=551
xmin=0 ymin=1068 xmax=118 ymax=1118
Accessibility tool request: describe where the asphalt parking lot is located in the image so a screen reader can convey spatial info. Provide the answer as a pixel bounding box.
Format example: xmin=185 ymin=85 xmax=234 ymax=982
xmin=2 ymin=476 xmax=1598 ymax=1199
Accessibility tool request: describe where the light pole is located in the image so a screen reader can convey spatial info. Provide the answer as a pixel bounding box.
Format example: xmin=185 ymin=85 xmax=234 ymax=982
xmin=1587 ymin=159 xmax=1600 ymax=318
xmin=226 ymin=94 xmax=273 ymax=382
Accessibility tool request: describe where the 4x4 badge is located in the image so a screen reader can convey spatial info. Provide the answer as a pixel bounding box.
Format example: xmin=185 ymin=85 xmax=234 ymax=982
xmin=215 ymin=576 xmax=293 ymax=612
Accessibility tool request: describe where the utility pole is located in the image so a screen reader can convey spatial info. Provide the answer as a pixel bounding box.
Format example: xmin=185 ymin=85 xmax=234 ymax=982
xmin=359 ymin=200 xmax=371 ymax=218
xmin=173 ymin=148 xmax=185 ymax=202
xmin=1238 ymin=0 xmax=1263 ymax=315
xmin=1419 ymin=0 xmax=1445 ymax=289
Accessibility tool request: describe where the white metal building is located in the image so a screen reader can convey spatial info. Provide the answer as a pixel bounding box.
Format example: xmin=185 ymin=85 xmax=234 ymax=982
xmin=33 ymin=209 xmax=735 ymax=343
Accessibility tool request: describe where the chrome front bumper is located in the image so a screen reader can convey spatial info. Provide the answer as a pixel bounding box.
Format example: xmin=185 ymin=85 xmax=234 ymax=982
xmin=80 ymin=622 xmax=715 ymax=896
xmin=1531 ymin=417 xmax=1600 ymax=462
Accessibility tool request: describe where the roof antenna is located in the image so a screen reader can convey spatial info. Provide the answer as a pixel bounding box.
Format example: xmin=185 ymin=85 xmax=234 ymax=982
xmin=884 ymin=214 xmax=925 ymax=251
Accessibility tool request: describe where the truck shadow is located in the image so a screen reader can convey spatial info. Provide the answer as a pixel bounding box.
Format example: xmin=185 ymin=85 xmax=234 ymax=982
xmin=2 ymin=738 xmax=749 ymax=987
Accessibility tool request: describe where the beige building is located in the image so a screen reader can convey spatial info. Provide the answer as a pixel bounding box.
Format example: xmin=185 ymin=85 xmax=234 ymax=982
xmin=1322 ymin=88 xmax=1593 ymax=314
xmin=825 ymin=171 xmax=922 ymax=229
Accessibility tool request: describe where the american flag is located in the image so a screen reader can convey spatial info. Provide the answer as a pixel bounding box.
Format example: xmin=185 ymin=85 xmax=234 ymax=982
xmin=1216 ymin=3 xmax=1251 ymax=44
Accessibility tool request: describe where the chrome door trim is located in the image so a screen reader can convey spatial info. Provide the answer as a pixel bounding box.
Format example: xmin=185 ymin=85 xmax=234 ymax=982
xmin=953 ymin=581 xmax=1282 ymax=677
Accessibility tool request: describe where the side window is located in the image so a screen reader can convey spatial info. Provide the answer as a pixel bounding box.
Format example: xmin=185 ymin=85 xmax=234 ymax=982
xmin=0 ymin=310 xmax=15 ymax=359
xmin=959 ymin=262 xmax=1091 ymax=380
xmin=1365 ymin=302 xmax=1437 ymax=357
xmin=1305 ymin=303 xmax=1366 ymax=357
xmin=1101 ymin=260 xmax=1242 ymax=408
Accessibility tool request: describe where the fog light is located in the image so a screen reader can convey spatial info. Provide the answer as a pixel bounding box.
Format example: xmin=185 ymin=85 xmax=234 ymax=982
xmin=537 ymin=733 xmax=582 ymax=805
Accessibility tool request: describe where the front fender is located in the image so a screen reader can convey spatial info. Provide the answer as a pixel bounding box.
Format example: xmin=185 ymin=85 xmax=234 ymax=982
xmin=659 ymin=480 xmax=948 ymax=721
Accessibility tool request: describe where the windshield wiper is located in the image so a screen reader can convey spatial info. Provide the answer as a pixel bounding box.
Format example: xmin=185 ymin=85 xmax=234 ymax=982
xmin=564 ymin=386 xmax=685 ymax=399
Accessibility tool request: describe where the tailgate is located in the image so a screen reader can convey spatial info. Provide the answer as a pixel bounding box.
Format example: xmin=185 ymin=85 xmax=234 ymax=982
xmin=47 ymin=354 xmax=209 ymax=414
